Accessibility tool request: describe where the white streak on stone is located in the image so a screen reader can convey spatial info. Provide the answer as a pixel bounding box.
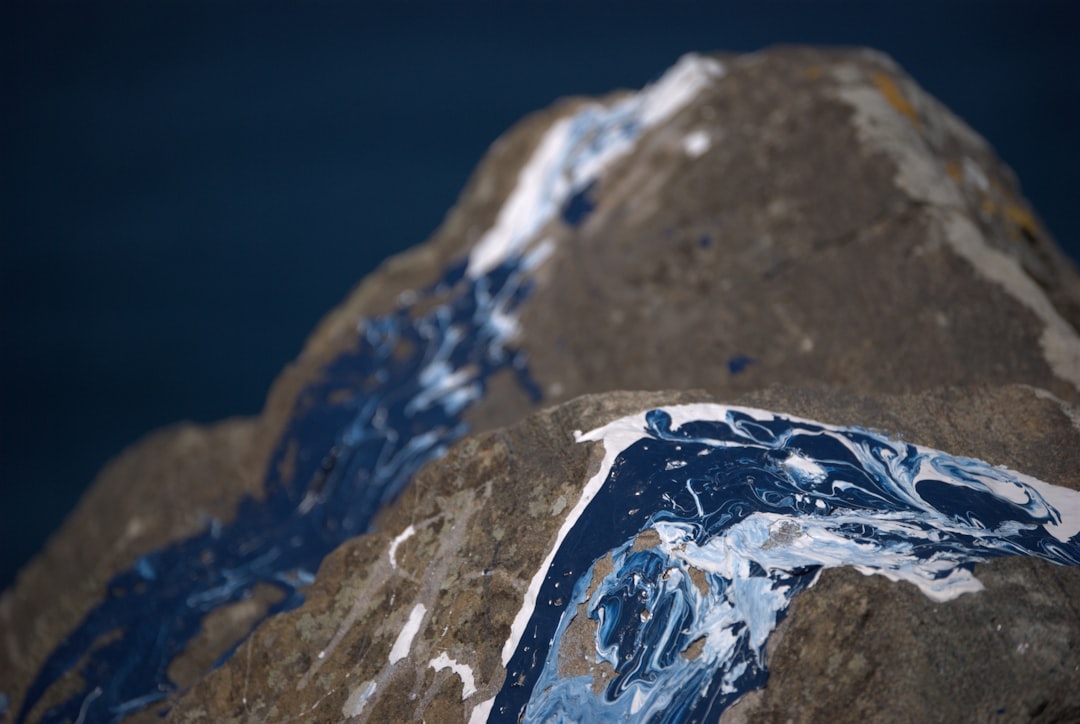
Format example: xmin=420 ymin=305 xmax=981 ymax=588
xmin=522 ymin=237 xmax=556 ymax=271
xmin=943 ymin=212 xmax=1080 ymax=393
xmin=1021 ymin=385 xmax=1080 ymax=433
xmin=467 ymin=53 xmax=724 ymax=278
xmin=388 ymin=524 xmax=416 ymax=569
xmin=639 ymin=55 xmax=725 ymax=127
xmin=501 ymin=419 xmax=651 ymax=666
xmin=429 ymin=652 xmax=477 ymax=699
xmin=834 ymin=71 xmax=1080 ymax=391
xmin=468 ymin=697 xmax=495 ymax=724
xmin=341 ymin=680 xmax=376 ymax=719
xmin=962 ymin=156 xmax=989 ymax=192
xmin=467 ymin=116 xmax=572 ymax=278
xmin=682 ymin=129 xmax=711 ymax=158
xmin=388 ymin=603 xmax=426 ymax=665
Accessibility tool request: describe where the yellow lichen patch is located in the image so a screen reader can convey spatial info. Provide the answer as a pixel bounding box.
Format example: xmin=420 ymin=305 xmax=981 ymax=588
xmin=1004 ymin=203 xmax=1043 ymax=240
xmin=945 ymin=160 xmax=962 ymax=182
xmin=873 ymin=71 xmax=921 ymax=129
xmin=978 ymin=194 xmax=1044 ymax=241
xmin=804 ymin=66 xmax=821 ymax=81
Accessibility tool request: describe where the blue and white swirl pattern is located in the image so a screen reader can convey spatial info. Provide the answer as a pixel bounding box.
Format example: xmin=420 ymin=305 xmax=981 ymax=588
xmin=492 ymin=405 xmax=1080 ymax=723
xmin=19 ymin=54 xmax=726 ymax=724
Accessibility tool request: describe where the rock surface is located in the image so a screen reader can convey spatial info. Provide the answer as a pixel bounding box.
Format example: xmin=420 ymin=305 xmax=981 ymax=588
xmin=168 ymin=386 xmax=1080 ymax=723
xmin=3 ymin=46 xmax=1079 ymax=722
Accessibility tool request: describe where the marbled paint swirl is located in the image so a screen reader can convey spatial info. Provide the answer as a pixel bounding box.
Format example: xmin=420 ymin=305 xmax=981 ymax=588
xmin=19 ymin=54 xmax=725 ymax=724
xmin=492 ymin=405 xmax=1080 ymax=723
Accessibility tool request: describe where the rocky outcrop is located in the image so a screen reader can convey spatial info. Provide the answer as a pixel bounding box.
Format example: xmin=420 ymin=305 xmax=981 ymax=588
xmin=165 ymin=386 xmax=1080 ymax=723
xmin=3 ymin=47 xmax=1079 ymax=722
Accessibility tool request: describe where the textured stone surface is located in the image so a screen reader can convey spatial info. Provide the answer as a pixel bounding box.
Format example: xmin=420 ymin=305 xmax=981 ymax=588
xmin=2 ymin=45 xmax=1079 ymax=722
xmin=162 ymin=385 xmax=1080 ymax=722
xmin=509 ymin=47 xmax=1080 ymax=409
xmin=724 ymin=559 xmax=1080 ymax=723
xmin=0 ymin=419 xmax=261 ymax=718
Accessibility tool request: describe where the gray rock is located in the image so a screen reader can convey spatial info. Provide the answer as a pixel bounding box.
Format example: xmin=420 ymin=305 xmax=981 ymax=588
xmin=3 ymin=46 xmax=1079 ymax=722
xmin=164 ymin=386 xmax=1080 ymax=722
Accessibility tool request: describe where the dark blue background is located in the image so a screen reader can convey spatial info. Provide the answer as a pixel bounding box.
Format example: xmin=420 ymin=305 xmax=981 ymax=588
xmin=2 ymin=1 xmax=1077 ymax=590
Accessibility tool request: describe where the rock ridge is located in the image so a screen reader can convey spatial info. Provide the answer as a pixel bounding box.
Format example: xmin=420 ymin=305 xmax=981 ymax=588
xmin=3 ymin=46 xmax=1079 ymax=723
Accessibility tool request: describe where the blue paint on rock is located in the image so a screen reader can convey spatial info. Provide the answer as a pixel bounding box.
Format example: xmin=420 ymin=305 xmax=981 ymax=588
xmin=560 ymin=180 xmax=597 ymax=227
xmin=20 ymin=53 xmax=730 ymax=724
xmin=19 ymin=256 xmax=541 ymax=723
xmin=493 ymin=407 xmax=1080 ymax=723
xmin=726 ymin=355 xmax=755 ymax=374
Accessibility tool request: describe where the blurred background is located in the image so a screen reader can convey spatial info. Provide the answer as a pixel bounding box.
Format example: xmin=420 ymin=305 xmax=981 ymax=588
xmin=2 ymin=1 xmax=1077 ymax=589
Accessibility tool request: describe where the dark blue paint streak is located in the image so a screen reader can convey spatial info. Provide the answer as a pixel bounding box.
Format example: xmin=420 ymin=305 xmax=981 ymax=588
xmin=560 ymin=181 xmax=597 ymax=227
xmin=19 ymin=258 xmax=540 ymax=723
xmin=726 ymin=355 xmax=755 ymax=374
xmin=492 ymin=409 xmax=1080 ymax=723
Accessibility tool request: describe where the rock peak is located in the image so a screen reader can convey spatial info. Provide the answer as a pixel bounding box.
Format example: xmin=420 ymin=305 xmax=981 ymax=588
xmin=4 ymin=47 xmax=1079 ymax=723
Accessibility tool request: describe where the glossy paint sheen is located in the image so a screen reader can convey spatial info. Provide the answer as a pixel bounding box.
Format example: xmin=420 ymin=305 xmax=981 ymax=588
xmin=18 ymin=53 xmax=725 ymax=724
xmin=19 ymin=49 xmax=1078 ymax=721
xmin=17 ymin=253 xmax=540 ymax=723
xmin=490 ymin=405 xmax=1080 ymax=722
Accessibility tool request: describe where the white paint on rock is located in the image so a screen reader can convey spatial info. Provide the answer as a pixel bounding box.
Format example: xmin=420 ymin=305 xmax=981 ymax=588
xmin=682 ymin=129 xmax=712 ymax=158
xmin=341 ymin=680 xmax=376 ymax=719
xmin=388 ymin=524 xmax=416 ymax=569
xmin=429 ymin=652 xmax=477 ymax=699
xmin=501 ymin=402 xmax=1080 ymax=670
xmin=468 ymin=696 xmax=495 ymax=724
xmin=500 ymin=413 xmax=651 ymax=666
xmin=467 ymin=53 xmax=724 ymax=278
xmin=388 ymin=603 xmax=427 ymax=665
